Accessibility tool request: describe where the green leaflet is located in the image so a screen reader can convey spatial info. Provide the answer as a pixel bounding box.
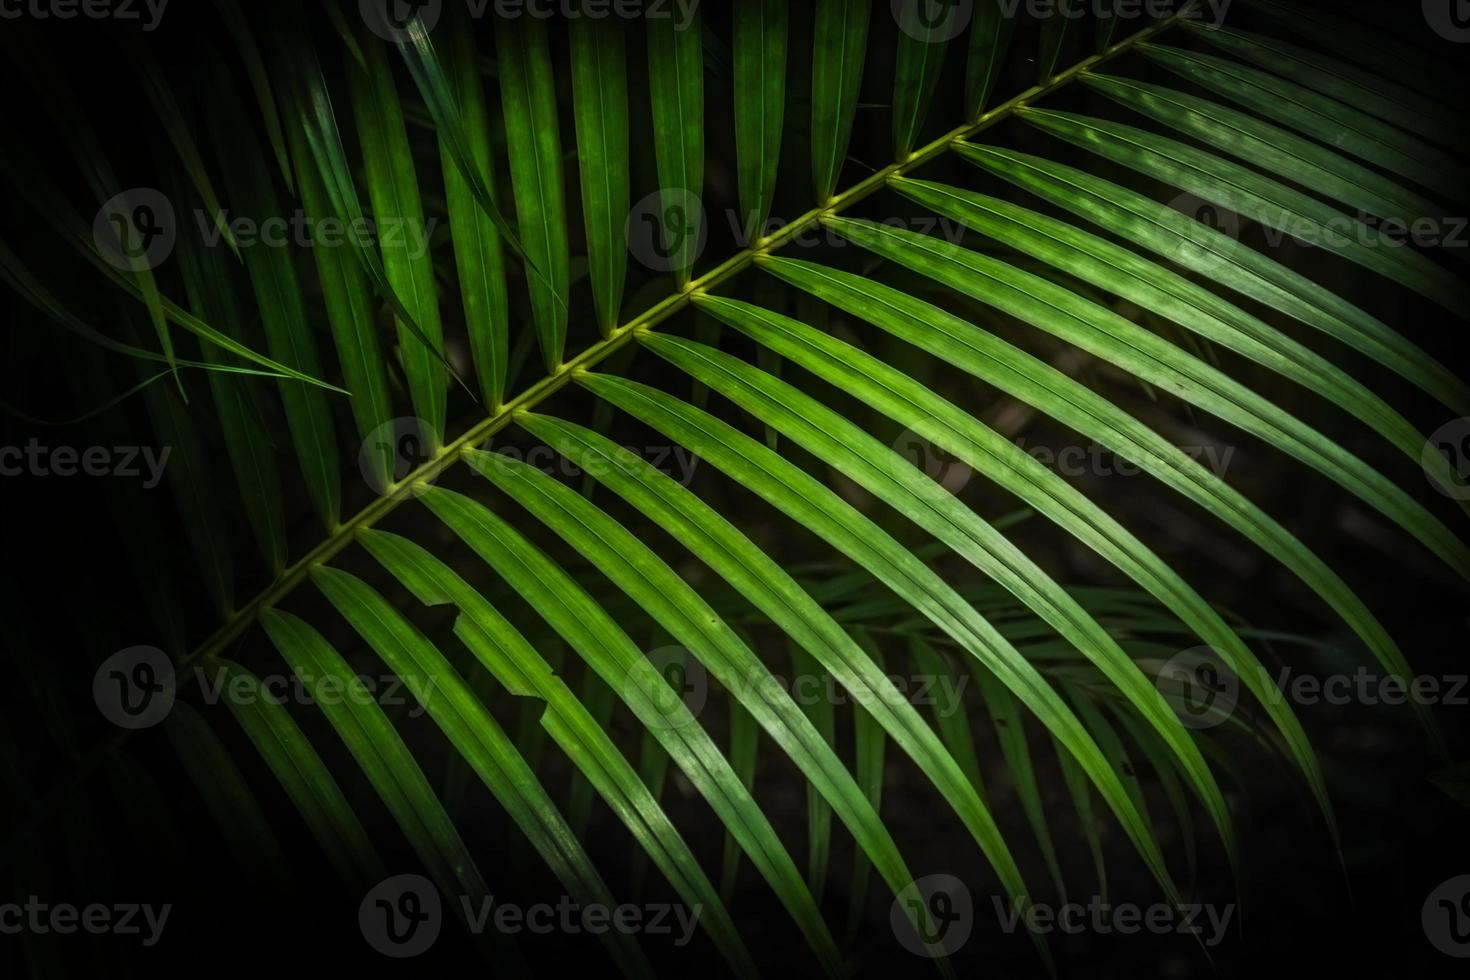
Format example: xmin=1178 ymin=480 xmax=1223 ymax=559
xmin=1018 ymin=109 xmax=1470 ymax=314
xmin=355 ymin=526 xmax=757 ymax=977
xmin=462 ymin=445 xmax=960 ymax=965
xmin=319 ymin=0 xmax=367 ymax=68
xmin=787 ymin=641 xmax=835 ymax=903
xmin=756 ymin=253 xmax=1440 ymax=751
xmin=285 ymin=38 xmax=456 ymax=413
xmin=674 ymin=299 xmax=1235 ymax=865
xmin=964 ymin=0 xmax=1015 ymax=120
xmin=434 ymin=15 xmax=512 ymax=408
xmin=1064 ymin=684 xmax=1158 ymax=853
xmin=567 ymin=670 xmax=616 ymax=836
xmin=394 ymin=15 xmax=535 ymax=269
xmin=971 ymin=664 xmax=1066 ymax=901
xmin=581 ymin=366 xmax=1178 ymax=918
xmin=394 ymin=11 xmax=570 ymax=402
xmin=418 ymin=485 xmax=845 ymax=977
xmin=892 ymin=3 xmax=951 ymax=159
xmin=843 ymin=629 xmax=887 ymax=946
xmin=283 ymin=106 xmax=395 ymax=494
xmin=261 ymin=605 xmax=532 ymax=975
xmin=888 ymin=176 xmax=1468 ymax=511
xmin=214 ymin=659 xmax=384 ymax=885
xmin=1037 ymin=1 xmax=1078 ymax=81
xmin=1109 ymin=702 xmax=1199 ymax=883
xmin=646 ymin=9 xmax=705 ymax=286
xmin=348 ymin=35 xmax=449 ymax=445
xmin=310 ymin=565 xmax=653 ymax=980
xmin=1080 ymin=72 xmax=1441 ymax=223
xmin=115 ymin=273 xmax=333 ymax=385
xmin=209 ymin=77 xmax=341 ymax=530
xmin=1178 ymin=21 xmax=1463 ymax=147
xmin=176 ymin=240 xmax=286 ymax=574
xmin=0 ymin=136 xmax=334 ymax=390
xmin=498 ymin=15 xmax=572 ymax=370
xmin=513 ymin=648 xmax=554 ymax=775
xmin=1093 ymin=3 xmax=1119 ymax=52
xmin=10 ymin=51 xmax=179 ymax=392
xmin=954 ymin=142 xmax=1470 ymax=414
xmin=1136 ymin=42 xmax=1470 ymax=202
xmin=1053 ymin=732 xmax=1107 ymax=899
xmin=718 ymin=701 xmax=760 ymax=905
xmin=259 ymin=607 xmax=488 ymax=898
xmin=907 ymin=637 xmax=987 ymax=801
xmin=811 ymin=0 xmax=870 ymax=202
xmin=825 ymin=215 xmax=1470 ymax=580
xmin=0 ymin=235 xmax=279 ymax=382
xmin=513 ymin=408 xmax=1040 ymax=939
xmin=570 ymin=9 xmax=631 ymax=335
xmin=733 ymin=0 xmax=788 ymax=242
xmin=631 ymin=723 xmax=672 ymax=898
xmin=258 ymin=607 xmax=521 ymax=972
xmin=1240 ymin=0 xmax=1461 ymax=103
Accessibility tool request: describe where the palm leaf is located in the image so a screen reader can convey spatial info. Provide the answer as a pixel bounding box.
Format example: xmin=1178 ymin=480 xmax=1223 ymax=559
xmin=6 ymin=4 xmax=1465 ymax=974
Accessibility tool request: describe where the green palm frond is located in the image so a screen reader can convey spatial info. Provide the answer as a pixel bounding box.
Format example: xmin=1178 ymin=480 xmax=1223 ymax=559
xmin=3 ymin=0 xmax=1466 ymax=975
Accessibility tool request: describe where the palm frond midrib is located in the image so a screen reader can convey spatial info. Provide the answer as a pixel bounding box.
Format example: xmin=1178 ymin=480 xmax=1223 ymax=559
xmin=178 ymin=10 xmax=1190 ymax=676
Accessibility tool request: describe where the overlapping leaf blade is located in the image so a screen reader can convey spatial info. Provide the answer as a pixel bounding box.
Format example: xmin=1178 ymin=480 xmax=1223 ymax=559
xmin=1079 ymin=71 xmax=1441 ymax=222
xmin=733 ymin=0 xmax=788 ymax=241
xmin=463 ymin=445 xmax=964 ymax=965
xmin=1018 ymin=109 xmax=1470 ymax=313
xmin=514 ymin=407 xmax=1051 ymax=944
xmin=889 ymin=176 xmax=1467 ymax=506
xmin=311 ymin=565 xmax=654 ymax=979
xmin=824 ymin=215 xmax=1470 ymax=581
xmin=348 ymin=34 xmax=450 ymax=444
xmin=356 ymin=527 xmax=758 ymax=977
xmin=419 ymin=485 xmax=845 ymax=976
xmin=954 ymin=142 xmax=1470 ymax=413
xmin=678 ymin=299 xmax=1236 ymax=866
xmin=570 ymin=10 xmax=632 ymax=335
xmin=498 ymin=16 xmax=572 ymax=370
xmin=581 ymin=366 xmax=1178 ymax=913
xmin=1136 ymin=42 xmax=1469 ymax=200
xmin=647 ymin=9 xmax=706 ymax=286
xmin=757 ymin=255 xmax=1441 ymax=751
xmin=812 ymin=0 xmax=870 ymax=202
